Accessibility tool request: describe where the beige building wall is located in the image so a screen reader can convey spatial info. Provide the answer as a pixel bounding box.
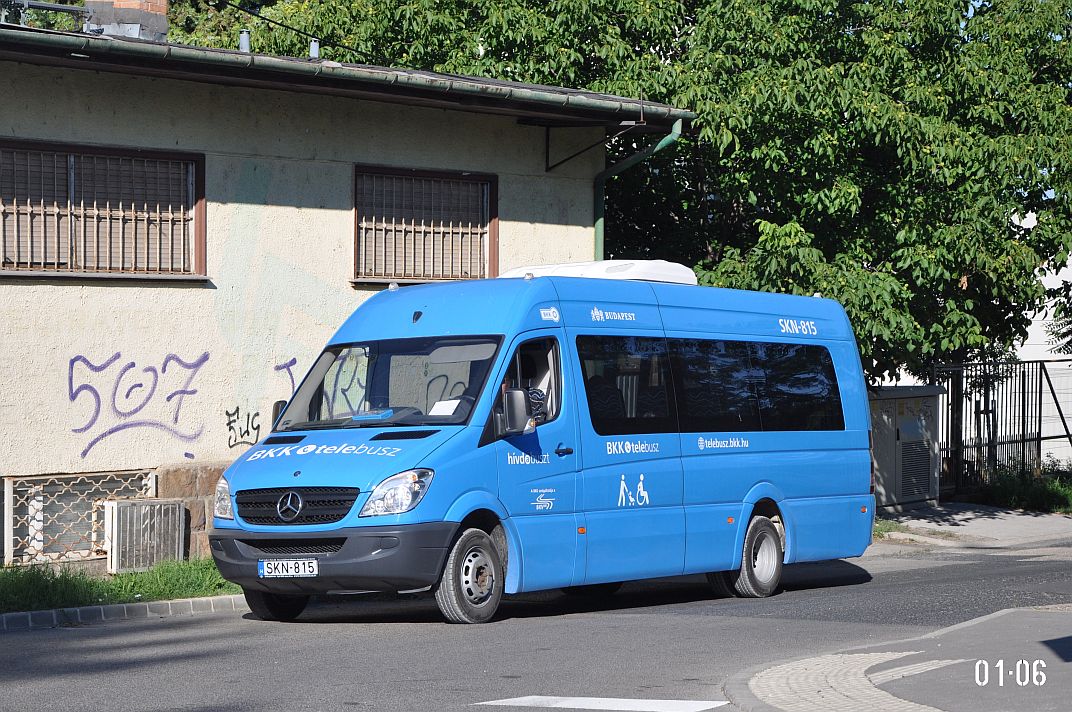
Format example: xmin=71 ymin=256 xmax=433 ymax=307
xmin=0 ymin=61 xmax=602 ymax=478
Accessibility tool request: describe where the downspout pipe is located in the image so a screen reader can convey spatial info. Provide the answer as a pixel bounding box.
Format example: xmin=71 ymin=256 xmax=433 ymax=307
xmin=593 ymin=118 xmax=684 ymax=260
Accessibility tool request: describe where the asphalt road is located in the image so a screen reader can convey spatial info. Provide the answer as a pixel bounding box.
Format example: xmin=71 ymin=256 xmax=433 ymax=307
xmin=2 ymin=540 xmax=1071 ymax=712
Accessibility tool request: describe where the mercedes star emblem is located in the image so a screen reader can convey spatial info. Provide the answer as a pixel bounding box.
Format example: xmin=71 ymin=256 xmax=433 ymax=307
xmin=276 ymin=491 xmax=304 ymax=522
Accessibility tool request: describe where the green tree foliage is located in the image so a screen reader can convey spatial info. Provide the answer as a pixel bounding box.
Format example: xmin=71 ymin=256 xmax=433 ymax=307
xmin=169 ymin=1 xmax=1072 ymax=381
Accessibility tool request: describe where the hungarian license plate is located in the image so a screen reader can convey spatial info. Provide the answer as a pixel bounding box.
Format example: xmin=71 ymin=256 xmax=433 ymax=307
xmin=258 ymin=559 xmax=319 ymax=578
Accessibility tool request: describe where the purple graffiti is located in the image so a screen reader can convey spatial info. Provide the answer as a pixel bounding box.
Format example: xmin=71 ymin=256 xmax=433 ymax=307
xmin=79 ymin=420 xmax=203 ymax=459
xmin=112 ymin=362 xmax=159 ymax=418
xmin=68 ymin=353 xmax=122 ymax=433
xmin=162 ymin=352 xmax=210 ymax=424
xmin=69 ymin=351 xmax=210 ymax=458
xmin=274 ymin=357 xmax=298 ymax=395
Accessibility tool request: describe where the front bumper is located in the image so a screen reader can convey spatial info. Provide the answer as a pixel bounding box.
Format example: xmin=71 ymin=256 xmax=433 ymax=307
xmin=209 ymin=522 xmax=458 ymax=594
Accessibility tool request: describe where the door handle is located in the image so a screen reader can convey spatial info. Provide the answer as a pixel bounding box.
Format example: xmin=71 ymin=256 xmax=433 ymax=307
xmin=555 ymin=444 xmax=574 ymax=457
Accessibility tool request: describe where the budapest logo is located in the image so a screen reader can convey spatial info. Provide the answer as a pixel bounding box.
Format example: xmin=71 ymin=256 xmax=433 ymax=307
xmin=276 ymin=491 xmax=304 ymax=522
xmin=590 ymin=306 xmax=636 ymax=322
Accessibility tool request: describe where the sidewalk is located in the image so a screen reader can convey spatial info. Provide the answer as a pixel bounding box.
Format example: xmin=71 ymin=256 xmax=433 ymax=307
xmin=879 ymin=502 xmax=1072 ymax=549
xmin=726 ymin=604 xmax=1072 ymax=712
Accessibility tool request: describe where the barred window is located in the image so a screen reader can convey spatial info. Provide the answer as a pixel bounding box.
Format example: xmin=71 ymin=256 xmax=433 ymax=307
xmin=355 ymin=168 xmax=496 ymax=282
xmin=0 ymin=143 xmax=204 ymax=276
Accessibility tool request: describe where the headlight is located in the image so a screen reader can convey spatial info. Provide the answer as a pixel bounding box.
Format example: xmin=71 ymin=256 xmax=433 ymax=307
xmin=359 ymin=469 xmax=434 ymax=517
xmin=214 ymin=477 xmax=234 ymax=519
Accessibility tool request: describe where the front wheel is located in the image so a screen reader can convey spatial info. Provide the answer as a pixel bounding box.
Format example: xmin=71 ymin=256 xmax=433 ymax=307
xmin=243 ymin=588 xmax=309 ymax=621
xmin=434 ymin=528 xmax=504 ymax=624
xmin=727 ymin=516 xmax=783 ymax=598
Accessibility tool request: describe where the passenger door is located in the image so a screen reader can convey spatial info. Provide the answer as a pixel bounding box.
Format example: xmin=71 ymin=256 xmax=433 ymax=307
xmin=568 ymin=334 xmax=685 ymax=584
xmin=493 ymin=332 xmax=584 ymax=591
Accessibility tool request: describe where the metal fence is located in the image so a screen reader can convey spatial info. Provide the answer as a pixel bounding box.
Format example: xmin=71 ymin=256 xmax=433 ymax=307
xmin=3 ymin=470 xmax=155 ymax=565
xmin=932 ymin=360 xmax=1072 ymax=494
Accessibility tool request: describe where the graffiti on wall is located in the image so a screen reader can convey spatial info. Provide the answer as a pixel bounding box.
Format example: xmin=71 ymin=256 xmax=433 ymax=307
xmin=69 ymin=352 xmax=211 ymax=458
xmin=274 ymin=357 xmax=299 ymax=395
xmin=70 ymin=352 xmax=303 ymax=457
xmin=224 ymin=357 xmax=299 ymax=449
xmin=225 ymin=406 xmax=261 ymax=448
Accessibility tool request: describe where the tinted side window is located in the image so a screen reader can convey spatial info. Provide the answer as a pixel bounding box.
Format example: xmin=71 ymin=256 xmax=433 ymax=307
xmin=749 ymin=342 xmax=844 ymax=431
xmin=669 ymin=339 xmax=761 ymax=432
xmin=576 ymin=336 xmax=676 ymax=435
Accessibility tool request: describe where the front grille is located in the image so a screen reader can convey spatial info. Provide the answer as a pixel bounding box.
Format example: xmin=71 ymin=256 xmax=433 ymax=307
xmin=240 ymin=538 xmax=346 ymax=556
xmin=236 ymin=487 xmax=360 ymax=526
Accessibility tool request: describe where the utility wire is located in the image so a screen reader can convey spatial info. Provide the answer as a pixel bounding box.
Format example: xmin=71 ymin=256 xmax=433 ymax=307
xmin=212 ymin=0 xmax=373 ymax=62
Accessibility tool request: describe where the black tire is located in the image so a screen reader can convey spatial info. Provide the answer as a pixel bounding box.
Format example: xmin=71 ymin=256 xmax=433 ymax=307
xmin=705 ymin=570 xmax=737 ymax=598
xmin=243 ymin=588 xmax=309 ymax=621
xmin=727 ymin=516 xmax=783 ymax=598
xmin=434 ymin=527 xmax=504 ymax=624
xmin=561 ymin=582 xmax=623 ymax=597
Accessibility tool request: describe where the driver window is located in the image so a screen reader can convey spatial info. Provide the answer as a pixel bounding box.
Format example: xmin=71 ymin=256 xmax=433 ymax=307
xmin=497 ymin=337 xmax=561 ymax=426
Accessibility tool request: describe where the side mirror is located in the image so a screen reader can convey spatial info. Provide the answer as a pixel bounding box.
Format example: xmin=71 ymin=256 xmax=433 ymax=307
xmin=499 ymin=388 xmax=534 ymax=437
xmin=271 ymin=399 xmax=287 ymax=425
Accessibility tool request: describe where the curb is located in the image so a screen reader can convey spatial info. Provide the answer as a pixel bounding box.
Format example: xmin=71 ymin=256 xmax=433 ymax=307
xmin=0 ymin=594 xmax=249 ymax=633
xmin=720 ymin=605 xmax=1069 ymax=712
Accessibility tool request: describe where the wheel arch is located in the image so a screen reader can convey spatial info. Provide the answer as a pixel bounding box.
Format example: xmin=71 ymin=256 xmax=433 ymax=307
xmin=443 ymin=494 xmax=521 ymax=594
xmin=736 ymin=483 xmax=795 ymax=567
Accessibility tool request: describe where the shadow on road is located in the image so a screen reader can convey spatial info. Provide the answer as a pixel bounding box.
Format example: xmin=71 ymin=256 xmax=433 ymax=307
xmin=292 ymin=560 xmax=873 ymax=625
xmin=1042 ymin=635 xmax=1072 ymax=662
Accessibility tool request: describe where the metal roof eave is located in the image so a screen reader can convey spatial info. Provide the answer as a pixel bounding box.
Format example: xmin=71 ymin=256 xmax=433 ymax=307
xmin=0 ymin=27 xmax=696 ymax=130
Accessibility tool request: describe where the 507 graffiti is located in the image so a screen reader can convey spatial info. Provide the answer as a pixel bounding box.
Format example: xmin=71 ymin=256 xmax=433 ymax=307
xmin=68 ymin=352 xmax=210 ymax=458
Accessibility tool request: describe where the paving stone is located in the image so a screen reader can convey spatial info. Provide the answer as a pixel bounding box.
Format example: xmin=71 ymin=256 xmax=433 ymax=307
xmin=28 ymin=610 xmax=56 ymax=629
xmin=191 ymin=597 xmax=214 ymax=614
xmin=4 ymin=612 xmax=30 ymax=631
xmin=101 ymin=604 xmax=127 ymax=621
xmin=78 ymin=606 xmax=105 ymax=624
xmin=124 ymin=603 xmax=149 ymax=619
xmin=147 ymin=601 xmax=172 ymax=616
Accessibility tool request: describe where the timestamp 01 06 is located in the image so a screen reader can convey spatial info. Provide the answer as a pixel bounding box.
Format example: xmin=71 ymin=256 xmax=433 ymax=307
xmin=975 ymin=659 xmax=1047 ymax=687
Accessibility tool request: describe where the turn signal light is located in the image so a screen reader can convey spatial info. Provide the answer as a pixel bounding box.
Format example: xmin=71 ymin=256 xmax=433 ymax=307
xmin=577 ymin=527 xmax=587 ymax=535
xmin=861 ymin=506 xmax=868 ymax=514
xmin=727 ymin=517 xmax=735 ymax=524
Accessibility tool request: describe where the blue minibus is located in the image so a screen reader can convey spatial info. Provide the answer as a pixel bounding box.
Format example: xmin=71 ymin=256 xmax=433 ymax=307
xmin=210 ymin=261 xmax=874 ymax=623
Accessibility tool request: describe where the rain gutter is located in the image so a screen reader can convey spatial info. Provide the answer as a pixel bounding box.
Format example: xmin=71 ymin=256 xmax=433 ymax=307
xmin=0 ymin=27 xmax=695 ymax=125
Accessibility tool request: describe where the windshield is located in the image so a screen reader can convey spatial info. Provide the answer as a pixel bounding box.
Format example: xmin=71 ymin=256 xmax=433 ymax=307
xmin=276 ymin=336 xmax=502 ymax=431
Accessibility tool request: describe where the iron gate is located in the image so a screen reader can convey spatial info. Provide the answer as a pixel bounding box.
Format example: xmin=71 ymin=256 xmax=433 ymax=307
xmin=932 ymin=360 xmax=1072 ymax=494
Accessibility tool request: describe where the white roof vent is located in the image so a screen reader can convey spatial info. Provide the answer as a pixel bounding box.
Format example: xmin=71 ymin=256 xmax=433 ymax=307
xmin=498 ymin=260 xmax=698 ymax=285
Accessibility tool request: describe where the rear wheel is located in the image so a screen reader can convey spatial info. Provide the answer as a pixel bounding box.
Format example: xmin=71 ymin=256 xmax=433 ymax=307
xmin=243 ymin=588 xmax=309 ymax=621
xmin=727 ymin=516 xmax=783 ymax=598
xmin=561 ymin=582 xmax=623 ymax=597
xmin=434 ymin=528 xmax=504 ymax=624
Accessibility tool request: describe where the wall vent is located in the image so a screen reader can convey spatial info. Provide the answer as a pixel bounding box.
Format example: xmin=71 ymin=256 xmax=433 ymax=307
xmin=103 ymin=498 xmax=184 ymax=573
xmin=900 ymin=441 xmax=931 ymax=499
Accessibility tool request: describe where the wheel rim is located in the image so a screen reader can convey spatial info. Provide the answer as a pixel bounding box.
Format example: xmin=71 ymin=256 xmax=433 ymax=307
xmin=751 ymin=530 xmax=778 ymax=584
xmin=460 ymin=546 xmax=495 ymax=605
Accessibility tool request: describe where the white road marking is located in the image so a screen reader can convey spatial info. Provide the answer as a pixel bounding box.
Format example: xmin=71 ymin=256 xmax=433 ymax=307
xmin=475 ymin=696 xmax=728 ymax=711
xmin=868 ymin=658 xmax=969 ymax=686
